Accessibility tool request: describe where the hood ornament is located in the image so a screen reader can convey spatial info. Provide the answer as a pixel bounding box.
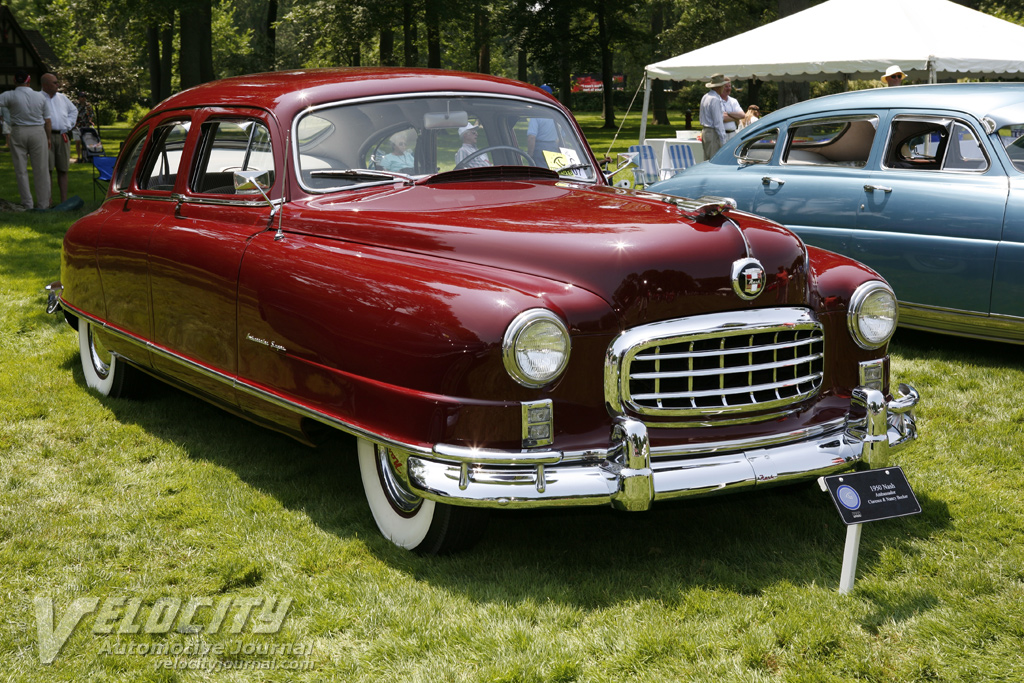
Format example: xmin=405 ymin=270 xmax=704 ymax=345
xmin=732 ymin=258 xmax=766 ymax=300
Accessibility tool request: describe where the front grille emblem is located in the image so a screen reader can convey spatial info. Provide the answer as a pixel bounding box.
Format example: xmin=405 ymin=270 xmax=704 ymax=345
xmin=732 ymin=258 xmax=766 ymax=300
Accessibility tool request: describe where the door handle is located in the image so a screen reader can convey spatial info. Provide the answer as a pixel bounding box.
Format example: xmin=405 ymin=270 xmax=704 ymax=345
xmin=863 ymin=184 xmax=892 ymax=193
xmin=761 ymin=176 xmax=785 ymax=186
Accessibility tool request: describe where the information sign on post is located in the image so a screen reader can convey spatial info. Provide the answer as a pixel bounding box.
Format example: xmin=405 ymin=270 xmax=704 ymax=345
xmin=820 ymin=467 xmax=921 ymax=593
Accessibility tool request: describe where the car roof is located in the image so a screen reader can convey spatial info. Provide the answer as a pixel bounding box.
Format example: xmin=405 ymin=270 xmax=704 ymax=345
xmin=150 ymin=68 xmax=559 ymax=123
xmin=754 ymin=82 xmax=1024 ymax=130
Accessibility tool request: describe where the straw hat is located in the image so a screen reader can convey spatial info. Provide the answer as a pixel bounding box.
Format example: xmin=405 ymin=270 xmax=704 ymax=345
xmin=705 ymin=74 xmax=730 ymax=88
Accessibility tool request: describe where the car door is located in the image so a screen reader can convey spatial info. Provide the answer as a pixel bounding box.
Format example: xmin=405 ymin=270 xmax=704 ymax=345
xmin=93 ymin=116 xmax=190 ymax=353
xmin=147 ymin=112 xmax=278 ymax=399
xmin=749 ymin=114 xmax=881 ymax=257
xmin=854 ymin=113 xmax=1008 ymax=315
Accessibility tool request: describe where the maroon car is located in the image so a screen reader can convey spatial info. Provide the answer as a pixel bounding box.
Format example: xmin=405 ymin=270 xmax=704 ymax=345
xmin=48 ymin=68 xmax=919 ymax=553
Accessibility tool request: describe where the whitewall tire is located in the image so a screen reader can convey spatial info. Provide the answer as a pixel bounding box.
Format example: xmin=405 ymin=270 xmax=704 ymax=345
xmin=78 ymin=319 xmax=143 ymax=398
xmin=357 ymin=438 xmax=488 ymax=554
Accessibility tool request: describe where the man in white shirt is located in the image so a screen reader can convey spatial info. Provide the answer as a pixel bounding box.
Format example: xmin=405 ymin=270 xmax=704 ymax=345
xmin=454 ymin=124 xmax=491 ymax=169
xmin=0 ymin=69 xmax=51 ymax=210
xmin=699 ymin=74 xmax=731 ymax=160
xmin=42 ymin=72 xmax=78 ymax=204
xmin=722 ymin=85 xmax=745 ymax=140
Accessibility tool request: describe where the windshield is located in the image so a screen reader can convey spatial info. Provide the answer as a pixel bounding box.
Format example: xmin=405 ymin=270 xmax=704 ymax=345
xmin=295 ymin=94 xmax=595 ymax=191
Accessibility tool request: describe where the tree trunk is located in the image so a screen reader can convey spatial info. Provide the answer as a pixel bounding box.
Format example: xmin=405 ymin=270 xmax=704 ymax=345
xmin=598 ymin=0 xmax=614 ymax=129
xmin=651 ymin=2 xmax=670 ymax=125
xmin=475 ymin=8 xmax=491 ymax=74
xmin=403 ymin=0 xmax=418 ymax=67
xmin=160 ymin=27 xmax=172 ymax=101
xmin=179 ymin=9 xmax=202 ymax=89
xmin=425 ymin=0 xmax=441 ymax=68
xmin=147 ymin=26 xmax=161 ymax=107
xmin=266 ymin=0 xmax=278 ymax=69
xmin=380 ymin=26 xmax=395 ymax=66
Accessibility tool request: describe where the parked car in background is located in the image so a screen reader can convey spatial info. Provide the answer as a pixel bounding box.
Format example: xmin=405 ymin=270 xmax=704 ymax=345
xmin=651 ymin=83 xmax=1024 ymax=344
xmin=48 ymin=68 xmax=918 ymax=554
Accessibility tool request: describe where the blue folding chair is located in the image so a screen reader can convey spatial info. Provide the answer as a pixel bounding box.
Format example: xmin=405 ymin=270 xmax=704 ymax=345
xmin=92 ymin=155 xmax=117 ymax=201
xmin=627 ymin=144 xmax=661 ymax=187
xmin=661 ymin=144 xmax=696 ymax=179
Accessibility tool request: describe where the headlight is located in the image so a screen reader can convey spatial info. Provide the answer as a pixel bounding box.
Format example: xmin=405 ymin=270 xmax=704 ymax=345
xmin=848 ymin=281 xmax=898 ymax=349
xmin=502 ymin=309 xmax=571 ymax=387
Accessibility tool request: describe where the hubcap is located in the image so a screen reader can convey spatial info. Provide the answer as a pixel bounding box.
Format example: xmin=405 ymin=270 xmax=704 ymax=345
xmin=375 ymin=446 xmax=423 ymax=517
xmin=88 ymin=325 xmax=112 ymax=379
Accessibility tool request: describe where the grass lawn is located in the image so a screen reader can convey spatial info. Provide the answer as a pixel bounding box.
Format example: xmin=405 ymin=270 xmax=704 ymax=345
xmin=2 ymin=119 xmax=1024 ymax=682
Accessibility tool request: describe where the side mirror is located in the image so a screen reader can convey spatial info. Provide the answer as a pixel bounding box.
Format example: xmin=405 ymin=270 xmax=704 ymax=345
xmin=234 ymin=169 xmax=273 ymax=196
xmin=233 ymin=169 xmax=277 ymax=219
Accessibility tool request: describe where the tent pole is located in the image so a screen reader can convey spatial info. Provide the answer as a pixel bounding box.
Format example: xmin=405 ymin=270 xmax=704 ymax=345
xmin=639 ymin=73 xmax=652 ymax=144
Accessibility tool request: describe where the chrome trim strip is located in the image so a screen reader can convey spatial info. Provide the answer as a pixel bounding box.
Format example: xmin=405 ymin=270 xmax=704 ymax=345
xmin=898 ymin=302 xmax=1024 ymax=343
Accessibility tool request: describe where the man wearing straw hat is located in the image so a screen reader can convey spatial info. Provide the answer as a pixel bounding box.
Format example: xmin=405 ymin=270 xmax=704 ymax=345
xmin=699 ymin=73 xmax=735 ymax=160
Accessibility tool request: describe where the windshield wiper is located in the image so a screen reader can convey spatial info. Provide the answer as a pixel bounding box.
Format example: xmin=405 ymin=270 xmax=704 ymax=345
xmin=555 ymin=163 xmax=592 ymax=175
xmin=309 ymin=169 xmax=414 ymax=183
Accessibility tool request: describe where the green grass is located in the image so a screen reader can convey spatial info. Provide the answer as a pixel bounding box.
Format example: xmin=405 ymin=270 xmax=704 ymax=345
xmin=3 ymin=122 xmax=1024 ymax=682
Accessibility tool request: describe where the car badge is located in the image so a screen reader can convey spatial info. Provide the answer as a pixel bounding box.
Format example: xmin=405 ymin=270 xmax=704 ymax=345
xmin=732 ymin=258 xmax=766 ymax=300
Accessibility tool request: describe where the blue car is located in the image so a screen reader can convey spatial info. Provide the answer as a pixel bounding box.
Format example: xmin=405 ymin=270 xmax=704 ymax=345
xmin=650 ymin=83 xmax=1024 ymax=344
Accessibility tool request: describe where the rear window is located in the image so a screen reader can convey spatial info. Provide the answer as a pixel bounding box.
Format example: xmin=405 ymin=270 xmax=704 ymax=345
xmin=782 ymin=116 xmax=878 ymax=168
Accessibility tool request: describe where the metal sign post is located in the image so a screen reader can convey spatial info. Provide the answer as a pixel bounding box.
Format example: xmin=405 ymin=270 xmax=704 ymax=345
xmin=820 ymin=467 xmax=921 ymax=594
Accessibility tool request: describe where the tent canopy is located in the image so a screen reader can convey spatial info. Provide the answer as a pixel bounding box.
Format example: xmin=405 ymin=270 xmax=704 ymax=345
xmin=646 ymin=0 xmax=1024 ymax=84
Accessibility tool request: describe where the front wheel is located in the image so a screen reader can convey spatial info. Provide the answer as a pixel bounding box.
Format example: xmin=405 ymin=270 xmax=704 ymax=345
xmin=78 ymin=319 xmax=144 ymax=398
xmin=357 ymin=439 xmax=488 ymax=554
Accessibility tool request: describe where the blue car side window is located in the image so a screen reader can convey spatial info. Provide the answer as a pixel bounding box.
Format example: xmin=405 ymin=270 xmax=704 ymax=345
xmin=736 ymin=129 xmax=778 ymax=165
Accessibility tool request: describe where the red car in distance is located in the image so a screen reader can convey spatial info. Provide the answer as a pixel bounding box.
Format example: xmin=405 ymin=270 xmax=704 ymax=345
xmin=48 ymin=68 xmax=919 ymax=553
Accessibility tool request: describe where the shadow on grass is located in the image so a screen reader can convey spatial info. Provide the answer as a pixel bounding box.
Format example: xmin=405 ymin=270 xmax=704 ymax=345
xmin=891 ymin=327 xmax=1024 ymax=370
xmin=57 ymin=339 xmax=954 ymax=609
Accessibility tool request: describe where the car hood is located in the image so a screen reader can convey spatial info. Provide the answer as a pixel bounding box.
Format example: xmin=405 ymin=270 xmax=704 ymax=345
xmin=288 ymin=180 xmax=810 ymax=327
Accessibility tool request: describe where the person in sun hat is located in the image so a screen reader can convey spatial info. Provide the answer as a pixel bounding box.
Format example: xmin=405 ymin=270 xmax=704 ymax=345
xmin=454 ymin=123 xmax=491 ymax=168
xmin=699 ymin=73 xmax=735 ymax=160
xmin=883 ymin=65 xmax=906 ymax=86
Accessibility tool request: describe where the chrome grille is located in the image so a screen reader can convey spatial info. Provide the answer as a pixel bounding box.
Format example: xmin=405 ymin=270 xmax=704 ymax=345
xmin=607 ymin=309 xmax=825 ymax=424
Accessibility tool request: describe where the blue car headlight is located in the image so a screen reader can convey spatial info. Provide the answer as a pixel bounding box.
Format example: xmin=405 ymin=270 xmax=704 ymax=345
xmin=848 ymin=281 xmax=898 ymax=349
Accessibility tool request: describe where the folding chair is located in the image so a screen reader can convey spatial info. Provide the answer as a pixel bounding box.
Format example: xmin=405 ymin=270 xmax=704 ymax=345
xmin=661 ymin=144 xmax=696 ymax=179
xmin=92 ymin=155 xmax=117 ymax=201
xmin=626 ymin=144 xmax=661 ymax=187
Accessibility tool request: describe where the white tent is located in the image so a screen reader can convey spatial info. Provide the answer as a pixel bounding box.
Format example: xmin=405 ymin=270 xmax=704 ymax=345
xmin=640 ymin=0 xmax=1024 ymax=139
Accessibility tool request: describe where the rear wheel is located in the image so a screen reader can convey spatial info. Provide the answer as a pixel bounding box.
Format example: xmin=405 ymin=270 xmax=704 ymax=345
xmin=357 ymin=439 xmax=488 ymax=554
xmin=78 ymin=320 xmax=144 ymax=398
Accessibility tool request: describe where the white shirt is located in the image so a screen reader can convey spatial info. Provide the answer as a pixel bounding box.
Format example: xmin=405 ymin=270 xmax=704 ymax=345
xmin=0 ymin=85 xmax=49 ymax=127
xmin=45 ymin=91 xmax=78 ymax=133
xmin=699 ymin=91 xmax=727 ymax=146
xmin=723 ymin=96 xmax=744 ymax=133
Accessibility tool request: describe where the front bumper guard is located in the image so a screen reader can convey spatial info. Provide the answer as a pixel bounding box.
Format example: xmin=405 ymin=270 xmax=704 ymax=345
xmin=406 ymin=383 xmax=919 ymax=511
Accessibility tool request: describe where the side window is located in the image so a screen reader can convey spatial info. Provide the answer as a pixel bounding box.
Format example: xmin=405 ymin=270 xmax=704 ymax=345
xmin=883 ymin=116 xmax=988 ymax=173
xmin=113 ymin=133 xmax=146 ymax=191
xmin=999 ymin=125 xmax=1024 ymax=172
xmin=736 ymin=129 xmax=778 ymax=164
xmin=191 ymin=119 xmax=275 ymax=194
xmin=783 ymin=116 xmax=877 ymax=168
xmin=138 ymin=120 xmax=190 ymax=192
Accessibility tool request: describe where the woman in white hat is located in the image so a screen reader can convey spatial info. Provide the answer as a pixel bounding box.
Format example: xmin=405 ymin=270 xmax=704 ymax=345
xmin=883 ymin=65 xmax=906 ymax=86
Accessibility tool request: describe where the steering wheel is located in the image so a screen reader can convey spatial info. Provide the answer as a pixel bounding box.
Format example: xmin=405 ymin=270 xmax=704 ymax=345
xmin=454 ymin=145 xmax=535 ymax=170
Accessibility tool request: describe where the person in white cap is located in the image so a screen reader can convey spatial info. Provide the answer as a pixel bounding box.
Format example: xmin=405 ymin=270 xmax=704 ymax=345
xmin=883 ymin=65 xmax=906 ymax=87
xmin=454 ymin=123 xmax=491 ymax=168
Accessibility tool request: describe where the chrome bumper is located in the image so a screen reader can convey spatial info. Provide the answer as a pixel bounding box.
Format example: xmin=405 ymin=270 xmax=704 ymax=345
xmin=406 ymin=383 xmax=919 ymax=511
